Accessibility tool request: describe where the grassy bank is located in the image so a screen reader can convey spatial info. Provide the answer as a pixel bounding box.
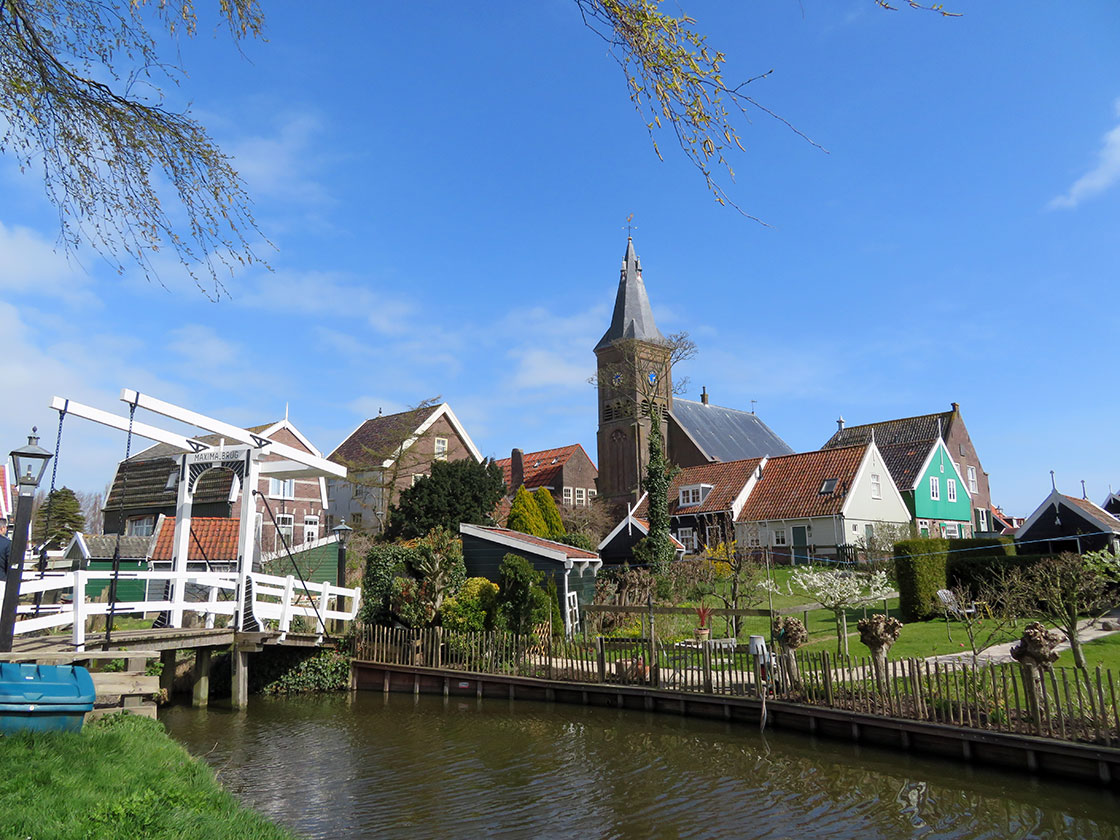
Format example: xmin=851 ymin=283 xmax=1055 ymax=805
xmin=0 ymin=714 xmax=296 ymax=840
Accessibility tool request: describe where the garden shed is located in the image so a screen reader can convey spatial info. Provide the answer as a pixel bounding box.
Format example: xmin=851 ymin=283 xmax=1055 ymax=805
xmin=458 ymin=524 xmax=602 ymax=635
xmin=1015 ymin=488 xmax=1120 ymax=554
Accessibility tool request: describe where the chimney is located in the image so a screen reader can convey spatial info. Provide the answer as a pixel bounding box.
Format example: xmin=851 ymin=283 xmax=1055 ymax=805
xmin=836 ymin=415 xmax=845 ymax=431
xmin=511 ymin=448 xmax=524 ymax=491
xmin=951 ymin=402 xmax=960 ymax=413
xmin=701 ymin=386 xmax=709 ymax=406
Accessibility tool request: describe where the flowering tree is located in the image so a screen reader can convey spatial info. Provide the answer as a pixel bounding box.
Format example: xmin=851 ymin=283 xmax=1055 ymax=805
xmin=768 ymin=568 xmax=894 ymax=656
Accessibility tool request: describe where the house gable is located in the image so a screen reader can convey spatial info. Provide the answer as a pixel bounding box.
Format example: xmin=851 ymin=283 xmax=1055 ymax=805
xmin=839 ymin=442 xmax=911 ymax=524
xmin=911 ymin=439 xmax=972 ymax=525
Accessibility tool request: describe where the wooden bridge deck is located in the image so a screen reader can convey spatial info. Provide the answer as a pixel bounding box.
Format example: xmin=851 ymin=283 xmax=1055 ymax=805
xmin=11 ymin=626 xmax=333 ymax=654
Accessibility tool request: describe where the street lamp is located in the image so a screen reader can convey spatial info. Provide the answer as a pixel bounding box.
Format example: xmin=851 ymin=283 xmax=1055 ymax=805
xmin=332 ymin=520 xmax=353 ymax=589
xmin=0 ymin=428 xmax=53 ymax=651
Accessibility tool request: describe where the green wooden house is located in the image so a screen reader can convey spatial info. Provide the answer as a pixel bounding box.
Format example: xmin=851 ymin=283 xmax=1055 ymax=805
xmin=876 ymin=437 xmax=973 ymax=537
xmin=458 ymin=523 xmax=601 ymax=636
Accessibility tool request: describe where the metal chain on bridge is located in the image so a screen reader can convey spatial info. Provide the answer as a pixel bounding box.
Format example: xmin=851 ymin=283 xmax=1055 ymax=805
xmin=104 ymin=398 xmax=137 ymax=650
xmin=32 ymin=405 xmax=67 ymax=616
xmin=254 ymin=490 xmax=331 ymax=640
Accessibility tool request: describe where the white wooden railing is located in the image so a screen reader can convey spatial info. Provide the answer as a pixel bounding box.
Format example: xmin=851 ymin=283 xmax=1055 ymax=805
xmin=0 ymin=569 xmax=361 ymax=649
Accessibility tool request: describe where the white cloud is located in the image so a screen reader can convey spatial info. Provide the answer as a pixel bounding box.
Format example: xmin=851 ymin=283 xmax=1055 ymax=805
xmin=510 ymin=349 xmax=589 ymax=389
xmin=225 ymin=112 xmax=330 ymax=205
xmin=1049 ymin=98 xmax=1120 ymax=209
xmin=0 ymin=221 xmax=97 ymax=306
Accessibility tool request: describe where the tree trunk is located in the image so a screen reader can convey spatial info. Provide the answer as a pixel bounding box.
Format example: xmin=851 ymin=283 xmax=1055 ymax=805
xmin=780 ymin=649 xmax=801 ymax=692
xmin=1069 ymin=629 xmax=1087 ymax=672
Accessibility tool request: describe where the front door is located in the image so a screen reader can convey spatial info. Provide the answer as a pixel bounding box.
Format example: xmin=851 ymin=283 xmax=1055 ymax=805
xmin=791 ymin=526 xmax=809 ymax=564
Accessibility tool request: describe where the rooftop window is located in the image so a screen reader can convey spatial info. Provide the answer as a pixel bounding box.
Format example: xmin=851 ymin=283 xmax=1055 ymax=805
xmin=679 ymin=484 xmax=713 ymax=507
xmin=819 ymin=478 xmax=838 ymax=495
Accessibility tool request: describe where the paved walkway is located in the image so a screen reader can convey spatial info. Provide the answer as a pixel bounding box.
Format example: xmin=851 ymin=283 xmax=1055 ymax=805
xmin=926 ymin=608 xmax=1120 ymax=666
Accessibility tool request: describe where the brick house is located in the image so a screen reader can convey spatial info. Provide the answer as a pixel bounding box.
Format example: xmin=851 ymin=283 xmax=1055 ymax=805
xmin=493 ymin=445 xmax=598 ymax=508
xmin=103 ymin=419 xmax=329 ymax=556
xmin=822 ymin=402 xmax=994 ymax=536
xmin=327 ymin=402 xmax=481 ymax=533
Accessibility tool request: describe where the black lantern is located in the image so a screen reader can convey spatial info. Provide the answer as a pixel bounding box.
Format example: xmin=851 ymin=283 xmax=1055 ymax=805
xmin=10 ymin=427 xmax=52 ymax=490
xmin=332 ymin=519 xmax=354 ymax=547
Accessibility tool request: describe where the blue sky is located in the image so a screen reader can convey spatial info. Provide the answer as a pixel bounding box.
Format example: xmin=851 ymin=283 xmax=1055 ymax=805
xmin=3 ymin=1 xmax=1119 ymax=516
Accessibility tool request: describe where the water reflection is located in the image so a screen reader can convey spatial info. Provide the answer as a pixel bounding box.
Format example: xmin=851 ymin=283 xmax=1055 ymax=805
xmin=160 ymin=693 xmax=1120 ymax=840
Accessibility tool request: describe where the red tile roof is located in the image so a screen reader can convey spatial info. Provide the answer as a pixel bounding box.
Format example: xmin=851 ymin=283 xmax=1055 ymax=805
xmin=492 ymin=444 xmax=592 ymax=491
xmin=470 ymin=525 xmax=599 ymax=560
xmin=634 ymin=457 xmax=764 ymax=517
xmin=737 ymin=445 xmax=868 ymax=522
xmin=632 ymin=517 xmax=686 ymax=550
xmin=150 ymin=517 xmax=241 ymax=562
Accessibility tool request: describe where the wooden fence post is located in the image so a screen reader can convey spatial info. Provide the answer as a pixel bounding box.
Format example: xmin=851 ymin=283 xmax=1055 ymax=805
xmin=822 ymin=651 xmax=834 ymax=707
xmin=597 ymin=636 xmax=606 ymax=684
xmin=702 ymin=641 xmax=713 ymax=694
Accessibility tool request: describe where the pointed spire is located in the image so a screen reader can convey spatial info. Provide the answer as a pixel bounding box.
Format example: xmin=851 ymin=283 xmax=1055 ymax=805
xmin=595 ymin=237 xmax=665 ymax=351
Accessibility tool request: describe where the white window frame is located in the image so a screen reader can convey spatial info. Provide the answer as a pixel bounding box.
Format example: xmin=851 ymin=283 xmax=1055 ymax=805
xmin=977 ymin=508 xmax=988 ymax=532
xmin=276 ymin=513 xmax=295 ymax=547
xmin=677 ymin=527 xmax=697 ymax=552
xmin=563 ymin=487 xmax=573 ymax=505
xmin=434 ymin=437 xmax=448 ymax=461
xmin=303 ymin=515 xmax=319 ymax=544
xmin=967 ymin=466 xmax=977 ymax=494
xmin=930 ymin=476 xmax=940 ymax=501
xmin=411 ymin=473 xmax=426 ymax=486
xmin=947 ymin=478 xmax=957 ymax=503
xmin=566 ymin=591 xmax=580 ymax=635
xmin=126 ymin=515 xmax=156 ymax=537
xmin=575 ymin=487 xmax=586 ymax=506
xmin=678 ymin=484 xmax=712 ymax=507
xmin=772 ymin=527 xmax=788 ymax=547
xmin=870 ymin=473 xmax=882 ymax=500
xmin=269 ymin=477 xmax=295 ymax=500
xmin=588 ymin=489 xmax=597 ymax=501
xmin=943 ymin=522 xmax=960 ymax=538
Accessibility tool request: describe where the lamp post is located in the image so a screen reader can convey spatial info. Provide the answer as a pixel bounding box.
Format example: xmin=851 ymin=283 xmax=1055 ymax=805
xmin=0 ymin=428 xmax=53 ymax=652
xmin=332 ymin=520 xmax=353 ymax=589
xmin=331 ymin=520 xmax=353 ymax=636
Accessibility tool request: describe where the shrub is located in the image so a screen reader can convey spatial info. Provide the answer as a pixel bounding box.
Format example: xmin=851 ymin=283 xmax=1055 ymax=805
xmin=894 ymin=538 xmax=948 ymax=621
xmin=946 ymin=538 xmax=1030 ymax=591
xmin=441 ymin=577 xmax=498 ymax=632
xmin=260 ymin=650 xmax=351 ymax=695
xmin=508 ymin=486 xmax=548 ymax=537
xmin=390 ymin=575 xmax=436 ymax=628
xmin=496 ymin=553 xmax=550 ymax=634
xmin=359 ymin=543 xmax=415 ymax=624
xmin=533 ymin=487 xmax=566 ymax=540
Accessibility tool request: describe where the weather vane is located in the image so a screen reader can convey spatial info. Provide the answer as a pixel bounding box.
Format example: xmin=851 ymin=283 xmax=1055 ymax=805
xmin=624 ymin=213 xmax=637 ymax=238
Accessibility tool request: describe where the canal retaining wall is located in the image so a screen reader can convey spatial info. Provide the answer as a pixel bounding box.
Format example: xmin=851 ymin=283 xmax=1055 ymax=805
xmin=352 ymin=659 xmax=1120 ymax=790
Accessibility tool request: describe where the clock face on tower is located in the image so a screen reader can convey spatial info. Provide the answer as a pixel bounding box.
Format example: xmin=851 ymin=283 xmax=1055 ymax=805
xmin=611 ymin=372 xmax=622 ymax=387
xmin=648 ymin=370 xmax=658 ymax=386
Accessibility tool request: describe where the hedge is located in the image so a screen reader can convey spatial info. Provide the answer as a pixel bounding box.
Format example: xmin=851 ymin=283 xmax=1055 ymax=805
xmin=945 ymin=537 xmax=1022 ymax=591
xmin=894 ymin=538 xmax=948 ymax=621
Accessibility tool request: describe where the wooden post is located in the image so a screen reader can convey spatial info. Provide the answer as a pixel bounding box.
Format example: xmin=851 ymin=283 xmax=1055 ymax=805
xmin=232 ymin=646 xmax=250 ymax=709
xmin=822 ymin=651 xmax=834 ymax=707
xmin=597 ymin=637 xmax=606 ymax=684
xmin=159 ymin=650 xmax=176 ymax=698
xmin=702 ymin=641 xmax=714 ymax=694
xmin=648 ymin=597 xmax=658 ymax=688
xmin=192 ymin=647 xmax=212 ymax=708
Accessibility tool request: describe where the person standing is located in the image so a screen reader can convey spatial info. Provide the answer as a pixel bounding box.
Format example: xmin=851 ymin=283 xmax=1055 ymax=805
xmin=0 ymin=517 xmax=10 ymax=582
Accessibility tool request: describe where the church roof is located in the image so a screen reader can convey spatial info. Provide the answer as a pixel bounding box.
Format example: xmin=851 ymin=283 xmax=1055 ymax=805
xmin=672 ymin=399 xmax=794 ymax=462
xmin=594 ymin=238 xmax=665 ymax=351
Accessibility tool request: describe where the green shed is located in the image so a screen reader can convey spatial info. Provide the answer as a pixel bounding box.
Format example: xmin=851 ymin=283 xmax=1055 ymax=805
xmin=63 ymin=533 xmax=154 ymax=604
xmin=458 ymin=523 xmax=602 ymax=636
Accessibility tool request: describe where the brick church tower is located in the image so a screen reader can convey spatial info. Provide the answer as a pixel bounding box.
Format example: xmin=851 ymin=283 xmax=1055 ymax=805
xmin=595 ymin=237 xmax=672 ymax=510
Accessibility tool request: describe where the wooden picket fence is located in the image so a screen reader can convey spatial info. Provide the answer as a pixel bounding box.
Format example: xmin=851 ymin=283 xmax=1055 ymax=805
xmin=354 ymin=624 xmax=1120 ymax=747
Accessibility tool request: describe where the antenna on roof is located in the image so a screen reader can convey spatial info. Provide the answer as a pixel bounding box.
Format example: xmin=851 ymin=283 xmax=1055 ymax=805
xmin=750 ymin=399 xmax=757 ymax=415
xmin=1081 ymin=479 xmax=1088 ymax=500
xmin=1050 ymin=470 xmax=1057 ymax=492
xmin=284 ymin=402 xmax=289 ymax=422
xmin=378 ymin=407 xmax=383 ymax=417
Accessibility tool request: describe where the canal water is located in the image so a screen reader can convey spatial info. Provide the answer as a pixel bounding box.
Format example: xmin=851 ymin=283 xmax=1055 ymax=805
xmin=160 ymin=692 xmax=1120 ymax=839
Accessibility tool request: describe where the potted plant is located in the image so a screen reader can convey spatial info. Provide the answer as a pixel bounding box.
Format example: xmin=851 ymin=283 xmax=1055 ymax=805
xmin=694 ymin=605 xmax=714 ymax=641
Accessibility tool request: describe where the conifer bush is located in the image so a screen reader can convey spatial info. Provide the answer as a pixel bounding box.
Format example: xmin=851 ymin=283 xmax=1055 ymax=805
xmin=894 ymin=538 xmax=948 ymax=621
xmin=508 ymin=485 xmax=548 ymax=537
xmin=533 ymin=487 xmax=566 ymax=540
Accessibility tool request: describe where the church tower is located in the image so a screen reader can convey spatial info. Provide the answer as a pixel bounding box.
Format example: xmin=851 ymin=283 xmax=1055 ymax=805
xmin=595 ymin=237 xmax=673 ymax=510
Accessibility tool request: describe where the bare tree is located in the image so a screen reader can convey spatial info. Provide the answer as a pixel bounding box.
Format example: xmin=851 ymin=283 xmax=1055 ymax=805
xmin=1025 ymin=553 xmax=1114 ymax=672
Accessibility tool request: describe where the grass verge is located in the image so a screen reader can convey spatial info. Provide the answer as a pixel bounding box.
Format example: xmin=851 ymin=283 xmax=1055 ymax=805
xmin=0 ymin=713 xmax=295 ymax=840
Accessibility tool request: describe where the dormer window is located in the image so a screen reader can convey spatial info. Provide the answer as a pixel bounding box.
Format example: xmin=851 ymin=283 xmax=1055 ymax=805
xmin=819 ymin=478 xmax=838 ymax=495
xmin=679 ymin=484 xmax=713 ymax=507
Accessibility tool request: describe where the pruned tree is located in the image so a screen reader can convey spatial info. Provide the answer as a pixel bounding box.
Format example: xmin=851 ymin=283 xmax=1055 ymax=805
xmin=943 ymin=567 xmax=1029 ymax=667
xmin=702 ymin=536 xmax=762 ymax=638
xmin=857 ymin=613 xmax=903 ymax=690
xmin=773 ymin=615 xmax=808 ymax=690
xmin=768 ymin=567 xmax=894 ymax=656
xmin=1024 ymin=552 xmax=1114 ymax=672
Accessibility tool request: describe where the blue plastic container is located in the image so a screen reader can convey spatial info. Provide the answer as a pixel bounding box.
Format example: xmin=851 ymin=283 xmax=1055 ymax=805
xmin=0 ymin=663 xmax=96 ymax=734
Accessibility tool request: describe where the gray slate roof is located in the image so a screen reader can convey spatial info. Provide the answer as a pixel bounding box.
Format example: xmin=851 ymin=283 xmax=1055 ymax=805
xmin=822 ymin=411 xmax=953 ymax=449
xmin=672 ymin=399 xmax=794 ymax=462
xmin=594 ymin=238 xmax=665 ymax=351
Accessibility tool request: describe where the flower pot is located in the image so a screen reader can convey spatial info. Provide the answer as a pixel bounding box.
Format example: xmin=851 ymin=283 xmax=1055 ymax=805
xmin=694 ymin=627 xmax=711 ymax=641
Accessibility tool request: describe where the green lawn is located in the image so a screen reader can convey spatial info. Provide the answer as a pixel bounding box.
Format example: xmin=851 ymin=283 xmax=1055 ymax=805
xmin=1054 ymin=632 xmax=1120 ymax=672
xmin=0 ymin=714 xmax=294 ymax=840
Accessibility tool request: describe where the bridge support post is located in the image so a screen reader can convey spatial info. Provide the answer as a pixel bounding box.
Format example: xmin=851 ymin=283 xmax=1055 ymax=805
xmin=160 ymin=650 xmax=177 ymax=698
xmin=232 ymin=646 xmax=250 ymax=710
xmin=192 ymin=647 xmax=212 ymax=708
